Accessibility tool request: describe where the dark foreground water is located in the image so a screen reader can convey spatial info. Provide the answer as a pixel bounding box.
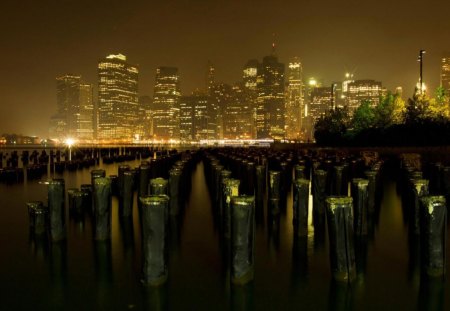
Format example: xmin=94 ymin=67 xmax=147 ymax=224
xmin=1 ymin=159 xmax=449 ymax=310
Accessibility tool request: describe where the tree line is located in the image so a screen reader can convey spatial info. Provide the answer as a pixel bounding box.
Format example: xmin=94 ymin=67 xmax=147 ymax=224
xmin=314 ymin=87 xmax=450 ymax=146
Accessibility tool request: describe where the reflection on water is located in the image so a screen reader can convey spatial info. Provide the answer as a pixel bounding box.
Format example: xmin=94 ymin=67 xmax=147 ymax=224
xmin=1 ymin=158 xmax=450 ymax=310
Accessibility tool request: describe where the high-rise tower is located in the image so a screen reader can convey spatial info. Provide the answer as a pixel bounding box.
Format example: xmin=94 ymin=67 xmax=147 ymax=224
xmin=152 ymin=67 xmax=181 ymax=140
xmin=285 ymin=58 xmax=303 ymax=140
xmin=97 ymin=54 xmax=138 ymax=141
xmin=51 ymin=74 xmax=94 ymax=140
xmin=441 ymin=53 xmax=450 ymax=94
xmin=256 ymin=50 xmax=285 ymax=139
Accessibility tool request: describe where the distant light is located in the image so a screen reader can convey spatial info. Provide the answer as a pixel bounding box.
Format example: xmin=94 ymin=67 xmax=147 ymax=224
xmin=65 ymin=138 xmax=75 ymax=148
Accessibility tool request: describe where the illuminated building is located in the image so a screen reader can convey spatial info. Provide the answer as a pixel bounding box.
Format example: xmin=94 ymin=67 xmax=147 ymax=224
xmin=180 ymin=96 xmax=194 ymax=141
xmin=440 ymin=53 xmax=450 ymax=97
xmin=209 ymin=83 xmax=232 ymax=139
xmin=192 ymin=92 xmax=213 ymax=140
xmin=223 ymin=83 xmax=254 ymax=139
xmin=243 ymin=60 xmax=258 ymax=91
xmin=152 ymin=67 xmax=181 ymax=140
xmin=309 ymin=87 xmax=332 ymax=122
xmin=285 ymin=58 xmax=303 ymax=140
xmin=77 ymin=83 xmax=94 ymax=139
xmin=347 ymin=79 xmax=383 ymax=114
xmin=50 ymin=74 xmax=94 ymax=140
xmin=256 ymin=52 xmax=285 ymax=139
xmin=206 ymin=61 xmax=215 ymax=93
xmin=97 ymin=54 xmax=138 ymax=140
xmin=180 ymin=92 xmax=215 ymax=141
xmin=139 ymin=95 xmax=152 ymax=138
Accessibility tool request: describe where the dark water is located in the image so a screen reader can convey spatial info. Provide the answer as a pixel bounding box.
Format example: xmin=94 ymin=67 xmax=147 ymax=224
xmin=1 ymin=159 xmax=449 ymax=310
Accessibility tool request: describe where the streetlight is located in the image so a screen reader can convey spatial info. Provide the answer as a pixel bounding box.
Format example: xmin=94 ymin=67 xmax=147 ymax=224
xmin=418 ymin=49 xmax=426 ymax=94
xmin=65 ymin=138 xmax=75 ymax=162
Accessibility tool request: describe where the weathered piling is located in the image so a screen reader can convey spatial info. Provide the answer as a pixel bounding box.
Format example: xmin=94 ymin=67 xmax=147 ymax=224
xmin=93 ymin=177 xmax=112 ymax=240
xmin=48 ymin=179 xmax=66 ymax=241
xmin=326 ymin=196 xmax=356 ymax=283
xmin=139 ymin=163 xmax=151 ymax=196
xmin=80 ymin=184 xmax=92 ymax=211
xmin=230 ymin=195 xmax=255 ymax=285
xmin=121 ymin=170 xmax=135 ymax=217
xmin=313 ymin=170 xmax=328 ymax=219
xmin=150 ymin=178 xmax=168 ymax=195
xmin=420 ymin=196 xmax=447 ymax=278
xmin=295 ymin=165 xmax=307 ymax=180
xmin=140 ymin=195 xmax=169 ymax=286
xmin=269 ymin=171 xmax=281 ymax=200
xmin=69 ymin=190 xmax=87 ymax=217
xmin=351 ymin=179 xmax=369 ymax=236
xmin=411 ymin=179 xmax=429 ymax=235
xmin=364 ymin=170 xmax=377 ymax=213
xmin=222 ymin=179 xmax=240 ymax=239
xmin=293 ymin=179 xmax=310 ymax=237
xmin=91 ymin=169 xmax=106 ymax=188
xmin=332 ymin=165 xmax=345 ymax=196
xmin=27 ymin=201 xmax=48 ymax=235
xmin=255 ymin=165 xmax=265 ymax=210
xmin=118 ymin=165 xmax=131 ymax=197
xmin=168 ymin=169 xmax=181 ymax=216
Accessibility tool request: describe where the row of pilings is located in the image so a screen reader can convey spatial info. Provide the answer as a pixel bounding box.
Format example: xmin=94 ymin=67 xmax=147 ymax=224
xmin=202 ymin=147 xmax=449 ymax=285
xmin=25 ymin=147 xmax=450 ymax=288
xmin=27 ymin=149 xmax=200 ymax=287
xmin=0 ymin=147 xmax=168 ymax=183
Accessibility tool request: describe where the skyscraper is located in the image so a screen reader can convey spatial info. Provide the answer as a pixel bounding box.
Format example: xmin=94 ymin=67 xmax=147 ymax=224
xmin=206 ymin=61 xmax=215 ymax=93
xmin=243 ymin=60 xmax=259 ymax=91
xmin=256 ymin=52 xmax=285 ymax=139
xmin=347 ymin=79 xmax=383 ymax=114
xmin=50 ymin=74 xmax=94 ymax=140
xmin=152 ymin=67 xmax=181 ymax=141
xmin=285 ymin=58 xmax=303 ymax=140
xmin=180 ymin=95 xmax=194 ymax=141
xmin=97 ymin=54 xmax=138 ymax=141
xmin=209 ymin=83 xmax=232 ymax=139
xmin=441 ymin=53 xmax=450 ymax=95
xmin=77 ymin=83 xmax=94 ymax=139
xmin=139 ymin=95 xmax=153 ymax=138
xmin=223 ymin=83 xmax=254 ymax=140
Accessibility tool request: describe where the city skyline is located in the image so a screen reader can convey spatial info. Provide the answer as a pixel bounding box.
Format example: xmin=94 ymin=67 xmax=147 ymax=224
xmin=2 ymin=0 xmax=450 ymax=137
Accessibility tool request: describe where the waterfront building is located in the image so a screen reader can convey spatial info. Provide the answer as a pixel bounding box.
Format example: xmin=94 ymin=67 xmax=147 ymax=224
xmin=346 ymin=79 xmax=383 ymax=114
xmin=256 ymin=51 xmax=285 ymax=139
xmin=152 ymin=67 xmax=181 ymax=141
xmin=223 ymin=83 xmax=254 ymax=139
xmin=97 ymin=54 xmax=138 ymax=141
xmin=50 ymin=74 xmax=94 ymax=140
xmin=139 ymin=95 xmax=152 ymax=139
xmin=285 ymin=58 xmax=303 ymax=140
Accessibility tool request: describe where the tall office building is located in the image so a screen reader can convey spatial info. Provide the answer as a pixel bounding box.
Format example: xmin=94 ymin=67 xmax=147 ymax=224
xmin=206 ymin=61 xmax=215 ymax=93
xmin=139 ymin=95 xmax=152 ymax=138
xmin=243 ymin=60 xmax=259 ymax=91
xmin=223 ymin=83 xmax=254 ymax=139
xmin=209 ymin=83 xmax=232 ymax=139
xmin=256 ymin=52 xmax=285 ymax=139
xmin=285 ymin=58 xmax=303 ymax=140
xmin=441 ymin=53 xmax=450 ymax=94
xmin=180 ymin=96 xmax=194 ymax=141
xmin=347 ymin=79 xmax=383 ymax=114
xmin=97 ymin=54 xmax=138 ymax=141
xmin=50 ymin=74 xmax=94 ymax=140
xmin=309 ymin=87 xmax=332 ymax=121
xmin=77 ymin=83 xmax=94 ymax=139
xmin=152 ymin=67 xmax=181 ymax=141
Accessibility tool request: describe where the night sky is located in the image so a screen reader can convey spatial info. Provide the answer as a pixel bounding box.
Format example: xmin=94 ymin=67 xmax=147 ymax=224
xmin=1 ymin=0 xmax=450 ymax=137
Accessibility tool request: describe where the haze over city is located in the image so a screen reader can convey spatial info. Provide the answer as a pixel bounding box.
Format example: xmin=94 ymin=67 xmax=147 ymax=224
xmin=1 ymin=0 xmax=450 ymax=137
